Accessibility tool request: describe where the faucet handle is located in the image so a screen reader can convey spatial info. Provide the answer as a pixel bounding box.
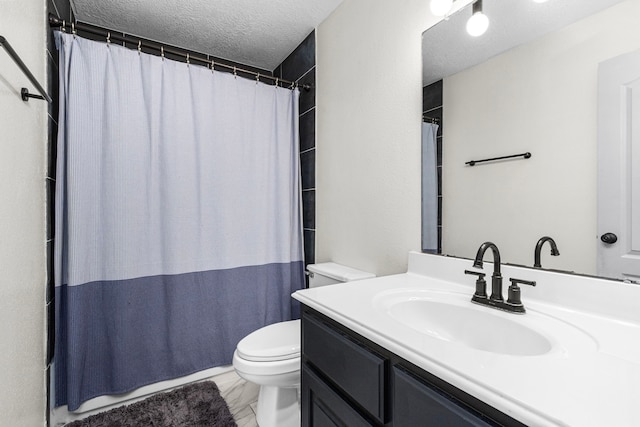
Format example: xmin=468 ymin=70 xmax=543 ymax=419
xmin=465 ymin=270 xmax=487 ymax=299
xmin=464 ymin=269 xmax=485 ymax=279
xmin=509 ymin=278 xmax=536 ymax=287
xmin=507 ymin=278 xmax=536 ymax=309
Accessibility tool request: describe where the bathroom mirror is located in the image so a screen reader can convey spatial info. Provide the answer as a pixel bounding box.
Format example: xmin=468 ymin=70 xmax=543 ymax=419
xmin=422 ymin=0 xmax=640 ymax=279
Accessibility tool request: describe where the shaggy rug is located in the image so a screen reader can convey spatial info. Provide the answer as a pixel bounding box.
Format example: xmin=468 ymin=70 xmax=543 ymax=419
xmin=66 ymin=381 xmax=237 ymax=427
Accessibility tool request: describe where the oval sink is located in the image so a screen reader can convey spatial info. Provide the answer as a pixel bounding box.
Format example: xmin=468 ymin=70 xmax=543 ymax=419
xmin=388 ymin=299 xmax=552 ymax=356
xmin=373 ymin=289 xmax=596 ymax=357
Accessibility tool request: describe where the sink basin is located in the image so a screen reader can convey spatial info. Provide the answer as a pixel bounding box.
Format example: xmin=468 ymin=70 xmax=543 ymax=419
xmin=388 ymin=298 xmax=551 ymax=356
xmin=373 ymin=289 xmax=596 ymax=357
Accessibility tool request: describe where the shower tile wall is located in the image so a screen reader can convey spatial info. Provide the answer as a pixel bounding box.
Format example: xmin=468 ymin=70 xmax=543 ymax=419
xmin=423 ymin=80 xmax=443 ymax=253
xmin=274 ymin=31 xmax=316 ymax=275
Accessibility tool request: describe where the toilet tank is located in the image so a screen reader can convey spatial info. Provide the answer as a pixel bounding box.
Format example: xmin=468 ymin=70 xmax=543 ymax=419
xmin=307 ymin=262 xmax=376 ymax=288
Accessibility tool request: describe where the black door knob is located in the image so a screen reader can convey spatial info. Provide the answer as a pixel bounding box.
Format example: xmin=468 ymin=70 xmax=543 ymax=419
xmin=601 ymin=233 xmax=618 ymax=244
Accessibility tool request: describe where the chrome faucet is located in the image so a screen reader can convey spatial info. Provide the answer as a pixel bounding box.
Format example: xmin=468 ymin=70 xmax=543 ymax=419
xmin=465 ymin=241 xmax=536 ymax=314
xmin=534 ymin=236 xmax=560 ymax=268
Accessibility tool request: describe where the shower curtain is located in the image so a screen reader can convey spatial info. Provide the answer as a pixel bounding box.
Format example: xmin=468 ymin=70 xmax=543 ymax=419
xmin=422 ymin=122 xmax=439 ymax=252
xmin=53 ymin=32 xmax=304 ymax=410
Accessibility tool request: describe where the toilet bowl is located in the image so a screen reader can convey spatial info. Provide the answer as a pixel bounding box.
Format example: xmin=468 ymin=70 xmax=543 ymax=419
xmin=233 ymin=320 xmax=301 ymax=427
xmin=232 ymin=263 xmax=375 ymax=427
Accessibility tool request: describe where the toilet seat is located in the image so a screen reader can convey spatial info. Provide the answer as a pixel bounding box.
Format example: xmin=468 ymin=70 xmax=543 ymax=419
xmin=236 ymin=319 xmax=300 ymax=362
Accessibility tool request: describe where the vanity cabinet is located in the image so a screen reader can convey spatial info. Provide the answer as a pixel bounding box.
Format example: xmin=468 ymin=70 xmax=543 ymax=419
xmin=301 ymin=306 xmax=526 ymax=427
xmin=392 ymin=367 xmax=495 ymax=427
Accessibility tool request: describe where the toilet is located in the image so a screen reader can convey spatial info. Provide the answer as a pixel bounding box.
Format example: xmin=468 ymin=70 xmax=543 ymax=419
xmin=232 ymin=262 xmax=375 ymax=427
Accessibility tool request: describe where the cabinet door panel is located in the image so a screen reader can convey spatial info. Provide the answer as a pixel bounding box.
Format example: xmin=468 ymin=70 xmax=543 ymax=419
xmin=393 ymin=367 xmax=496 ymax=427
xmin=302 ymin=365 xmax=374 ymax=427
xmin=303 ymin=314 xmax=386 ymax=421
xmin=312 ymin=401 xmax=339 ymax=427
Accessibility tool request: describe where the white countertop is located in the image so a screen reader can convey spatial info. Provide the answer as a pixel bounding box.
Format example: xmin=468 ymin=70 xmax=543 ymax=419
xmin=293 ymin=252 xmax=640 ymax=427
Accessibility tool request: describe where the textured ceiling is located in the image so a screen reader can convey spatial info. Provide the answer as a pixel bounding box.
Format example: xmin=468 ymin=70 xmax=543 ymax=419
xmin=70 ymin=0 xmax=344 ymax=71
xmin=423 ymin=0 xmax=626 ymax=85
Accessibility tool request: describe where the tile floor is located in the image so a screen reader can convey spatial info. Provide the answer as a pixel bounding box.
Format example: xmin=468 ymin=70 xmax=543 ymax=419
xmin=215 ymin=370 xmax=260 ymax=427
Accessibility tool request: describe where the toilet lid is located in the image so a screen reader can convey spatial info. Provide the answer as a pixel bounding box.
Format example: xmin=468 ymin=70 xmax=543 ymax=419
xmin=236 ymin=319 xmax=300 ymax=362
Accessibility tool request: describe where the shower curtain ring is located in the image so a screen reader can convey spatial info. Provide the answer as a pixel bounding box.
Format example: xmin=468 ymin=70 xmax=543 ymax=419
xmin=62 ymin=20 xmax=66 ymax=32
xmin=71 ymin=22 xmax=76 ymax=37
xmin=233 ymin=66 xmax=237 ymax=78
xmin=256 ymin=73 xmax=260 ymax=84
xmin=275 ymin=77 xmax=279 ymax=87
xmin=137 ymin=40 xmax=142 ymax=55
xmin=106 ymin=32 xmax=111 ymax=46
xmin=161 ymin=46 xmax=165 ymax=60
xmin=211 ymin=59 xmax=215 ymax=72
xmin=186 ymin=53 xmax=190 ymax=65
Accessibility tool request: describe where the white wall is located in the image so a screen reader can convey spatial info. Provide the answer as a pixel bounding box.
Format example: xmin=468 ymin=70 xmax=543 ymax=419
xmin=0 ymin=0 xmax=48 ymax=425
xmin=315 ymin=0 xmax=438 ymax=276
xmin=442 ymin=1 xmax=640 ymax=275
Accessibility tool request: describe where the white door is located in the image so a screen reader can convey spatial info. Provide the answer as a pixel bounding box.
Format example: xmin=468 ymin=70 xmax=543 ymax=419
xmin=597 ymin=49 xmax=640 ymax=280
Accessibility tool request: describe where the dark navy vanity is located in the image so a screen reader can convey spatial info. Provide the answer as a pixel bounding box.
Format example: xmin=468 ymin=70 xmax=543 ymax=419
xmin=301 ymin=306 xmax=525 ymax=426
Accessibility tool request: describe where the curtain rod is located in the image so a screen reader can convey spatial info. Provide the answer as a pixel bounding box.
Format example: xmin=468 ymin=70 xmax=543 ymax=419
xmin=0 ymin=35 xmax=52 ymax=102
xmin=48 ymin=14 xmax=311 ymax=91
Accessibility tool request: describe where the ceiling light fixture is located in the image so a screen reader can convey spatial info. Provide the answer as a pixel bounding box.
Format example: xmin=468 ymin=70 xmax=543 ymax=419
xmin=430 ymin=0 xmax=454 ymax=17
xmin=466 ymin=0 xmax=489 ymax=37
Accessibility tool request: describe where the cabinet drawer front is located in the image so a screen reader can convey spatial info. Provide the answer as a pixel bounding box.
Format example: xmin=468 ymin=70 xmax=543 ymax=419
xmin=302 ymin=365 xmax=374 ymax=427
xmin=393 ymin=367 xmax=496 ymax=427
xmin=303 ymin=314 xmax=386 ymax=421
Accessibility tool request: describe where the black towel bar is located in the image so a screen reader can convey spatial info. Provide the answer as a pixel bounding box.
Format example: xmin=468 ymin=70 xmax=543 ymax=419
xmin=0 ymin=35 xmax=52 ymax=103
xmin=466 ymin=152 xmax=531 ymax=166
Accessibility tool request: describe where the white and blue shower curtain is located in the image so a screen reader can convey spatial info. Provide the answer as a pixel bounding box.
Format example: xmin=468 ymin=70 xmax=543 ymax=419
xmin=53 ymin=32 xmax=304 ymax=410
xmin=422 ymin=122 xmax=439 ymax=252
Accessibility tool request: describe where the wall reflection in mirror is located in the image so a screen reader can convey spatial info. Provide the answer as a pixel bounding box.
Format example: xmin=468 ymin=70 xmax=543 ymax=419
xmin=422 ymin=0 xmax=640 ymax=281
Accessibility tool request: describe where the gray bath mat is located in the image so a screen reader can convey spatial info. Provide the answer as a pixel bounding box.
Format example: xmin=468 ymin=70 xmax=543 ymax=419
xmin=66 ymin=381 xmax=237 ymax=427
